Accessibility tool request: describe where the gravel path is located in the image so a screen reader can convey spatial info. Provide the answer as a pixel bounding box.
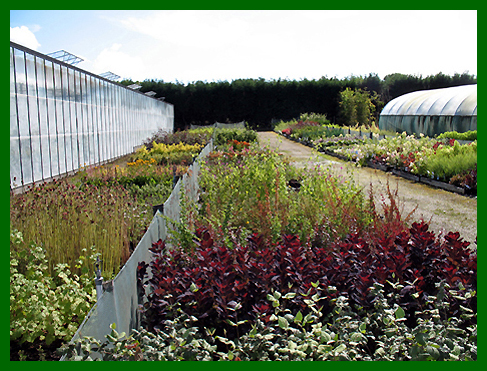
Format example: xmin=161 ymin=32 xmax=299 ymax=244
xmin=257 ymin=131 xmax=477 ymax=245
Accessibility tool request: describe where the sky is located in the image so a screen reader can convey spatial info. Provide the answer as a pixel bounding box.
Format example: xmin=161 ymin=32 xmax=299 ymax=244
xmin=10 ymin=10 xmax=477 ymax=84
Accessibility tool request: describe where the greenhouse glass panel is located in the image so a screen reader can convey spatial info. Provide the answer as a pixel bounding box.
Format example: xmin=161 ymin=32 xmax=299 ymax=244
xmin=19 ymin=137 xmax=33 ymax=185
xmin=90 ymin=76 xmax=100 ymax=164
xmin=94 ymin=78 xmax=104 ymax=163
xmin=73 ymin=71 xmax=82 ymax=165
xmin=112 ymin=83 xmax=118 ymax=157
xmin=126 ymin=90 xmax=133 ymax=151
xmin=67 ymin=68 xmax=79 ymax=170
xmin=120 ymin=88 xmax=127 ymax=153
xmin=127 ymin=92 xmax=134 ymax=148
xmin=102 ymin=80 xmax=109 ymax=162
xmin=100 ymin=80 xmax=107 ymax=161
xmin=47 ymin=63 xmax=57 ymax=174
xmin=97 ymin=80 xmax=104 ymax=162
xmin=25 ymin=53 xmax=39 ymax=136
xmin=53 ymin=63 xmax=66 ymax=175
xmin=107 ymin=81 xmax=115 ymax=159
xmin=109 ymin=85 xmax=117 ymax=158
xmin=82 ymin=75 xmax=90 ymax=167
xmin=10 ymin=47 xmax=19 ymax=139
xmin=75 ymin=71 xmax=86 ymax=166
xmin=10 ymin=48 xmax=22 ymax=188
xmin=61 ymin=65 xmax=73 ymax=172
xmin=15 ymin=50 xmax=29 ymax=141
xmin=115 ymin=86 xmax=122 ymax=156
xmin=37 ymin=58 xmax=52 ymax=179
xmin=10 ymin=137 xmax=22 ymax=188
xmin=25 ymin=53 xmax=44 ymax=182
xmin=83 ymin=74 xmax=95 ymax=165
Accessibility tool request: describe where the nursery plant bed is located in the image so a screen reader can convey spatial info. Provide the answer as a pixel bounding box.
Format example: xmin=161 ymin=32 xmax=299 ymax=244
xmin=367 ymin=161 xmax=391 ymax=172
xmin=391 ymin=169 xmax=420 ymax=182
xmin=323 ymin=149 xmax=349 ymax=162
xmin=420 ymin=177 xmax=465 ymax=195
xmin=285 ymin=130 xmax=471 ymax=198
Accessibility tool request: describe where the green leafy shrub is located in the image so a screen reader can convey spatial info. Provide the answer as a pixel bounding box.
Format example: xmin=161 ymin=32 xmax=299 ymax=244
xmin=292 ymin=125 xmax=344 ymax=142
xmin=125 ymin=182 xmax=172 ymax=207
xmin=195 ymin=146 xmax=377 ymax=246
xmin=437 ymin=130 xmax=477 ymax=141
xmin=298 ymin=112 xmax=331 ymax=125
xmin=143 ymin=127 xmax=213 ymax=149
xmin=10 ymin=230 xmax=96 ymax=348
xmin=131 ymin=142 xmax=203 ymax=166
xmin=418 ymin=141 xmax=477 ymax=182
xmin=275 ymin=119 xmax=344 ymax=141
xmin=214 ymin=128 xmax=257 ymax=146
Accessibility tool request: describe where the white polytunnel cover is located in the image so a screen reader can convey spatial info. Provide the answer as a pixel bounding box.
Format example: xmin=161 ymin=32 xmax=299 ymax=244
xmin=379 ymin=84 xmax=477 ymax=137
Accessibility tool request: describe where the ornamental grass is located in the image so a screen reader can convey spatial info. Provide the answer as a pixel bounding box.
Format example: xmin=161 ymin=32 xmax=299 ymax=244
xmin=10 ymin=179 xmax=143 ymax=278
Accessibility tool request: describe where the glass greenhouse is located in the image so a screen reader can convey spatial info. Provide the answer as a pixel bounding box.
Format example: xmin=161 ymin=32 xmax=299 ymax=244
xmin=378 ymin=84 xmax=477 ymax=137
xmin=10 ymin=41 xmax=174 ymax=191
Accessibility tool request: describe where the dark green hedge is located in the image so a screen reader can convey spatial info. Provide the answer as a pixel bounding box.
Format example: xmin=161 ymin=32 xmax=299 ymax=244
xmin=122 ymin=72 xmax=476 ymax=130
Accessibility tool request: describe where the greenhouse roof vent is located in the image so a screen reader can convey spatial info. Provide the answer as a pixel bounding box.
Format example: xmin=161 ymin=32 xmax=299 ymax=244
xmin=127 ymin=84 xmax=142 ymax=90
xmin=99 ymin=71 xmax=121 ymax=81
xmin=47 ymin=50 xmax=84 ymax=65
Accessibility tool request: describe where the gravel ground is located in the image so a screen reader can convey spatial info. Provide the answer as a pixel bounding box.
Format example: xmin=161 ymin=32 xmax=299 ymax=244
xmin=257 ymin=131 xmax=477 ymax=245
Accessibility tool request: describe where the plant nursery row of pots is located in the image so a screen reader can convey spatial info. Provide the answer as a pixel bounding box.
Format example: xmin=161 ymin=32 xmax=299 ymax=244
xmin=277 ymin=121 xmax=476 ymax=197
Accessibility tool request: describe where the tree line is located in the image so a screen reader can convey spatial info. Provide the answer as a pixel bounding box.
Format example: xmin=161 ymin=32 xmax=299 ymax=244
xmin=121 ymin=72 xmax=476 ymax=131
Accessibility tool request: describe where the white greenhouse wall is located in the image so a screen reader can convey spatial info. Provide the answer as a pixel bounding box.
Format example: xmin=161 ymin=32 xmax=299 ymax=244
xmin=10 ymin=42 xmax=174 ymax=191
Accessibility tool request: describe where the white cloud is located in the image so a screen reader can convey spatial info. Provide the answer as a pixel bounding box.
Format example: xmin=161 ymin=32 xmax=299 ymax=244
xmin=10 ymin=25 xmax=41 ymax=50
xmin=119 ymin=10 xmax=252 ymax=50
xmin=92 ymin=43 xmax=147 ymax=81
xmin=104 ymin=10 xmax=477 ymax=83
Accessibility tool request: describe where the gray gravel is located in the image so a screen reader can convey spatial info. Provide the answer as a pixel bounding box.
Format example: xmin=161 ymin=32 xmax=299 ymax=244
xmin=257 ymin=132 xmax=477 ymax=245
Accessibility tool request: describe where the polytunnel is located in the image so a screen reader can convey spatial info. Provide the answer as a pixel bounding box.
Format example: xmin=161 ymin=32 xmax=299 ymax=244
xmin=378 ymin=84 xmax=477 ymax=137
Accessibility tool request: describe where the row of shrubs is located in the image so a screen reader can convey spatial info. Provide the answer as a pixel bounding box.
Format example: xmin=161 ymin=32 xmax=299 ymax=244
xmin=60 ymin=140 xmax=476 ymax=361
xmin=437 ymin=130 xmax=477 ymax=141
